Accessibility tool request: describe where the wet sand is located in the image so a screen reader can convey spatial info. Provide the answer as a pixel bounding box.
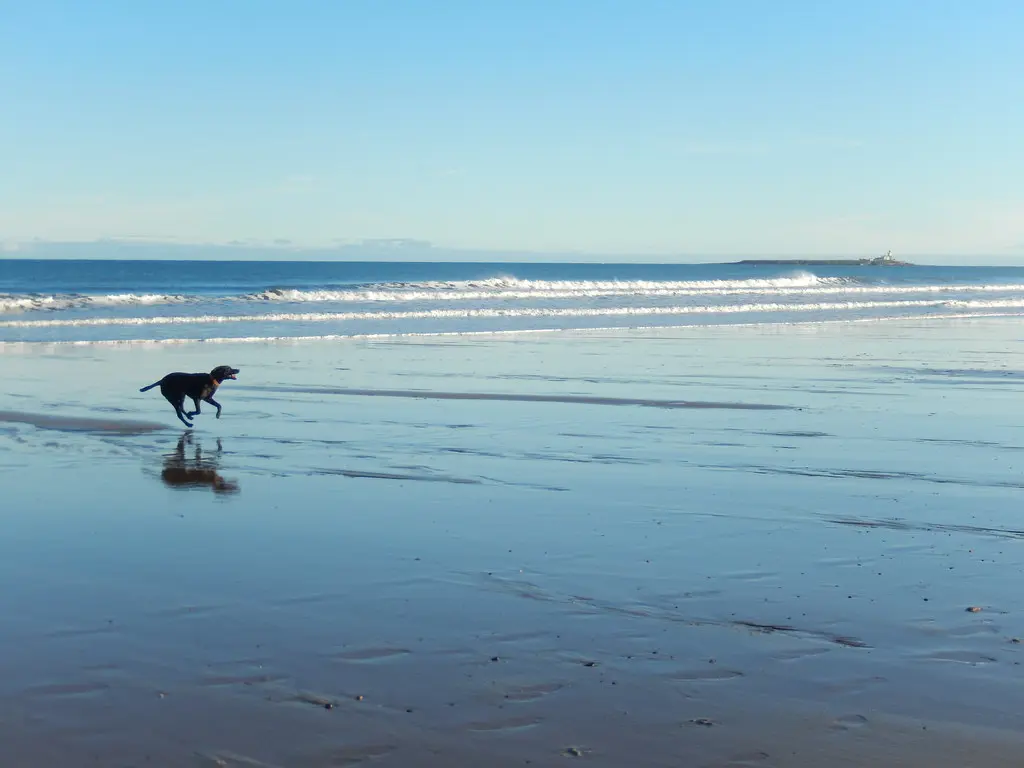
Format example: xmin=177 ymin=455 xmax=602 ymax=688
xmin=2 ymin=319 xmax=1024 ymax=766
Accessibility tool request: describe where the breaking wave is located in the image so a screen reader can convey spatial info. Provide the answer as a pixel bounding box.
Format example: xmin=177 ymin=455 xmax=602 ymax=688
xmin=10 ymin=276 xmax=1024 ymax=317
xmin=0 ymin=292 xmax=189 ymax=313
xmin=5 ymin=263 xmax=1024 ymax=343
xmin=4 ymin=297 xmax=1024 ymax=329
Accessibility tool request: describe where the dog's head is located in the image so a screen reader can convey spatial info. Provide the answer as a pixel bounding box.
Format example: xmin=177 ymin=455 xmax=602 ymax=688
xmin=210 ymin=365 xmax=240 ymax=382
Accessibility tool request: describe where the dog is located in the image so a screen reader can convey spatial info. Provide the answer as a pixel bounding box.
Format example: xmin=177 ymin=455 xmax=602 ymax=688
xmin=140 ymin=365 xmax=239 ymax=428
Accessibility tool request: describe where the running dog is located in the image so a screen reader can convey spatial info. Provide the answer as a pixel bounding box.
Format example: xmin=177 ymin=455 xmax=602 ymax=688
xmin=140 ymin=365 xmax=239 ymax=428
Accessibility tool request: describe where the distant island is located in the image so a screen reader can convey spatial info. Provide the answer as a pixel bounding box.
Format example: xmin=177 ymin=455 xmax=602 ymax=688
xmin=737 ymin=251 xmax=912 ymax=266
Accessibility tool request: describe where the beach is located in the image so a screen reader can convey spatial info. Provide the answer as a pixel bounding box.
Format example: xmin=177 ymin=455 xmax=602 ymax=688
xmin=2 ymin=317 xmax=1024 ymax=765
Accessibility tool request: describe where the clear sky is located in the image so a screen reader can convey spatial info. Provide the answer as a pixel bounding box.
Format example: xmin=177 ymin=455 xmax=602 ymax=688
xmin=2 ymin=1 xmax=1023 ymax=260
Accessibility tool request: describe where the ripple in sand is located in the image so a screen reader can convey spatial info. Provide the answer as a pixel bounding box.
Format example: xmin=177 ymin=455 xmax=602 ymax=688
xmin=288 ymin=691 xmax=338 ymax=709
xmin=0 ymin=410 xmax=167 ymax=435
xmin=45 ymin=624 xmax=117 ymax=639
xmin=333 ymin=647 xmax=412 ymax=662
xmin=27 ymin=681 xmax=110 ymax=697
xmin=717 ymin=750 xmax=772 ymax=766
xmin=723 ymin=569 xmax=778 ymax=582
xmin=732 ymin=620 xmax=869 ymax=648
xmin=772 ymin=647 xmax=831 ymax=662
xmin=486 ymin=630 xmax=551 ymax=644
xmin=152 ymin=603 xmax=224 ymax=618
xmin=196 ymin=751 xmax=282 ymax=767
xmin=920 ymin=650 xmax=998 ymax=664
xmin=312 ymin=467 xmax=481 ymax=485
xmin=314 ymin=744 xmax=396 ymax=766
xmin=244 ymin=385 xmax=795 ymax=411
xmin=671 ymin=668 xmax=744 ymax=682
xmin=820 ymin=675 xmax=887 ymax=695
xmin=500 ymin=682 xmax=565 ymax=702
xmin=270 ymin=591 xmax=346 ymax=607
xmin=831 ymin=713 xmax=870 ymax=731
xmin=200 ymin=673 xmax=289 ymax=687
xmin=828 ymin=515 xmax=1024 ymax=539
xmin=467 ymin=715 xmax=544 ymax=732
xmin=945 ymin=623 xmax=1001 ymax=638
xmin=816 ymin=556 xmax=871 ymax=568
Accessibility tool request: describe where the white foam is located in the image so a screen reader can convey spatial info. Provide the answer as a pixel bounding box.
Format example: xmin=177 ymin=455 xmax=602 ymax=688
xmin=244 ymin=281 xmax=1024 ymax=304
xmin=247 ymin=274 xmax=847 ymax=303
xmin=5 ymin=311 xmax=1024 ymax=349
xmin=4 ymin=297 xmax=1024 ymax=329
xmin=8 ymin=278 xmax=1024 ymax=316
xmin=0 ymin=292 xmax=188 ymax=313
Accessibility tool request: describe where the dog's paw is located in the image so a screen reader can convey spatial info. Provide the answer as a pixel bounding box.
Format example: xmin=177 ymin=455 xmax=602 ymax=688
xmin=216 ymin=411 xmax=221 ymax=419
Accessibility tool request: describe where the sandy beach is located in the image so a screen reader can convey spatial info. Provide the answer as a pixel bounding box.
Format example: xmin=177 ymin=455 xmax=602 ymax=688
xmin=3 ymin=319 xmax=1024 ymax=766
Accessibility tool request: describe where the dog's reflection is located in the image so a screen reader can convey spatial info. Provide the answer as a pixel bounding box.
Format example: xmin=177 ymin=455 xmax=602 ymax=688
xmin=160 ymin=433 xmax=240 ymax=495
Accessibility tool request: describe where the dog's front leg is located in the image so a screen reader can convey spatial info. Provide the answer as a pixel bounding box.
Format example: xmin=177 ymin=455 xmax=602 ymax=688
xmin=204 ymin=396 xmax=223 ymax=418
xmin=186 ymin=397 xmax=202 ymax=418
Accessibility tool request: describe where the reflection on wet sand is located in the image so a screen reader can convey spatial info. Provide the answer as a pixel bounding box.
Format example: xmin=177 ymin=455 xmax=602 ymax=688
xmin=159 ymin=433 xmax=239 ymax=495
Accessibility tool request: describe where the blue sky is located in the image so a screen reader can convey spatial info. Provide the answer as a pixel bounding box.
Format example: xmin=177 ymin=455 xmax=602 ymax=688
xmin=2 ymin=1 xmax=1022 ymax=260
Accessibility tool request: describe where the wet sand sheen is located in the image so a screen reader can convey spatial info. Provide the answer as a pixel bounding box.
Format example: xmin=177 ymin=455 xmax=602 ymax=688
xmin=239 ymin=384 xmax=796 ymax=410
xmin=2 ymin=322 xmax=1024 ymax=765
xmin=0 ymin=409 xmax=168 ymax=434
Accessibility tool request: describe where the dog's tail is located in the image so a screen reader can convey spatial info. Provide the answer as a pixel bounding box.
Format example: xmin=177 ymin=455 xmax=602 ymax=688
xmin=139 ymin=381 xmax=161 ymax=393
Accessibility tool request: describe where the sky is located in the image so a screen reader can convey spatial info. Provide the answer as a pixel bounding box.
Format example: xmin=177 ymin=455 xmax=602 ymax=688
xmin=1 ymin=1 xmax=1023 ymax=261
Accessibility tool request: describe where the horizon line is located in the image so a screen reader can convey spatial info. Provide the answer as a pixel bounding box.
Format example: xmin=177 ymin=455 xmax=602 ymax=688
xmin=2 ymin=237 xmax=1017 ymax=262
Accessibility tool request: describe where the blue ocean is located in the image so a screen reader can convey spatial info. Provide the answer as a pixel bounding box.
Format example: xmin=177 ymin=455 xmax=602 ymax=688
xmin=2 ymin=259 xmax=1024 ymax=344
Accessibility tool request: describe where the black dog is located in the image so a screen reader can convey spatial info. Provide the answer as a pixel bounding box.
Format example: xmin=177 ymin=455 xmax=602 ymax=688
xmin=140 ymin=365 xmax=240 ymax=428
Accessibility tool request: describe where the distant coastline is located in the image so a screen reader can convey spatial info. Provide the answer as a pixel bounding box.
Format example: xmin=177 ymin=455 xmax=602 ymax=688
xmin=736 ymin=251 xmax=912 ymax=267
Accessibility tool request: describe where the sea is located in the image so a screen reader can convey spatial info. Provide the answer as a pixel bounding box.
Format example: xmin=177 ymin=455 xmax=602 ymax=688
xmin=2 ymin=259 xmax=1024 ymax=345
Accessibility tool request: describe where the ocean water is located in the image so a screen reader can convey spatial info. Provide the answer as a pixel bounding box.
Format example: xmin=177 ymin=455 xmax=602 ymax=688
xmin=2 ymin=259 xmax=1024 ymax=344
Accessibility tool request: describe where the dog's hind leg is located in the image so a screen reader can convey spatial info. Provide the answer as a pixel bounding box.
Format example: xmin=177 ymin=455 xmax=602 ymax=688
xmin=174 ymin=407 xmax=194 ymax=428
xmin=166 ymin=394 xmax=193 ymax=428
